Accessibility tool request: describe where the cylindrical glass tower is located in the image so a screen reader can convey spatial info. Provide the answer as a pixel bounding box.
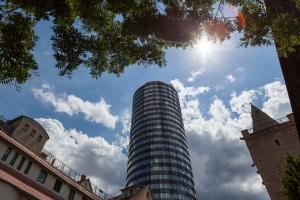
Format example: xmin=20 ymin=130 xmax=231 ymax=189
xmin=127 ymin=81 xmax=197 ymax=200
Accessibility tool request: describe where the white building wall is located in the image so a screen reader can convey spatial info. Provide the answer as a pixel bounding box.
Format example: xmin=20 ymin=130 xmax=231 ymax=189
xmin=11 ymin=117 xmax=48 ymax=154
xmin=0 ymin=139 xmax=92 ymax=200
xmin=61 ymin=183 xmax=71 ymax=199
xmin=0 ymin=180 xmax=21 ymax=200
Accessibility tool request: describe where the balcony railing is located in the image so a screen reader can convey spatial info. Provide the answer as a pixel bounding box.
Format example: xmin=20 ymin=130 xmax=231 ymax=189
xmin=42 ymin=149 xmax=110 ymax=200
xmin=246 ymin=115 xmax=290 ymax=134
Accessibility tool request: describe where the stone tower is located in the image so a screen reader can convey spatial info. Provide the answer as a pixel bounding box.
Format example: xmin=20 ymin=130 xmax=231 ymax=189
xmin=241 ymin=105 xmax=300 ymax=200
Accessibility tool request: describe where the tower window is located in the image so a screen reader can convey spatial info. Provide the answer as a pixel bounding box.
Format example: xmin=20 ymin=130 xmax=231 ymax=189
xmin=24 ymin=161 xmax=32 ymax=174
xmin=9 ymin=152 xmax=19 ymax=166
xmin=30 ymin=129 xmax=36 ymax=137
xmin=274 ymin=139 xmax=281 ymax=146
xmin=17 ymin=156 xmax=26 ymax=170
xmin=37 ymin=135 xmax=43 ymax=142
xmin=23 ymin=124 xmax=29 ymax=131
xmin=1 ymin=147 xmax=12 ymax=161
xmin=37 ymin=169 xmax=48 ymax=184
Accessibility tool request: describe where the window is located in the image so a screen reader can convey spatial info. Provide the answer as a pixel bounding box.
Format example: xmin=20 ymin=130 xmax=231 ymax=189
xmin=24 ymin=161 xmax=32 ymax=174
xmin=23 ymin=124 xmax=29 ymax=131
xmin=9 ymin=152 xmax=19 ymax=166
xmin=30 ymin=129 xmax=36 ymax=137
xmin=68 ymin=188 xmax=76 ymax=200
xmin=37 ymin=169 xmax=48 ymax=184
xmin=53 ymin=179 xmax=62 ymax=193
xmin=82 ymin=197 xmax=87 ymax=200
xmin=275 ymin=139 xmax=281 ymax=146
xmin=37 ymin=135 xmax=43 ymax=142
xmin=17 ymin=156 xmax=26 ymax=170
xmin=122 ymin=190 xmax=133 ymax=198
xmin=1 ymin=147 xmax=12 ymax=161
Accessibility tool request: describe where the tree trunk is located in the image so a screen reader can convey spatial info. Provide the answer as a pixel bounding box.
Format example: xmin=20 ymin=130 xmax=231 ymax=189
xmin=264 ymin=0 xmax=300 ymax=138
xmin=279 ymin=46 xmax=300 ymax=137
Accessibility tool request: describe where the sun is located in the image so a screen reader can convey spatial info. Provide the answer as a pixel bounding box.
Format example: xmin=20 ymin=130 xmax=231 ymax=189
xmin=193 ymin=34 xmax=215 ymax=61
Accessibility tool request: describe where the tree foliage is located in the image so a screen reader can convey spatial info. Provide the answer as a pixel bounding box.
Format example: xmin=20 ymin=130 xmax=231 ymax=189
xmin=281 ymin=154 xmax=300 ymax=200
xmin=0 ymin=12 xmax=38 ymax=85
xmin=0 ymin=0 xmax=217 ymax=85
xmin=229 ymin=0 xmax=300 ymax=56
xmin=0 ymin=0 xmax=299 ymax=85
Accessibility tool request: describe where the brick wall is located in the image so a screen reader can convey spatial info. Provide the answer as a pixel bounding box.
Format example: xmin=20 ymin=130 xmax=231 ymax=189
xmin=242 ymin=114 xmax=300 ymax=200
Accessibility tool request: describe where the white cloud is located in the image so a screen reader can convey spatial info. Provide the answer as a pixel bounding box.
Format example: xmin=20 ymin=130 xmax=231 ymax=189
xmin=114 ymin=110 xmax=131 ymax=150
xmin=120 ymin=110 xmax=131 ymax=135
xmin=229 ymin=80 xmax=291 ymax=119
xmin=226 ymin=74 xmax=236 ymax=83
xmin=170 ymin=79 xmax=211 ymax=137
xmin=261 ymin=81 xmax=292 ymax=119
xmin=209 ymin=97 xmax=231 ymax=123
xmin=171 ymin=79 xmax=244 ymax=140
xmin=230 ymin=90 xmax=257 ymax=115
xmin=171 ymin=79 xmax=210 ymax=99
xmin=188 ymin=132 xmax=268 ymax=200
xmin=235 ymin=67 xmax=245 ymax=73
xmin=223 ymin=175 xmax=264 ymax=194
xmin=187 ymin=68 xmax=206 ymax=82
xmin=36 ymin=118 xmax=127 ymax=194
xmin=171 ymin=78 xmax=291 ymax=140
xmin=114 ymin=135 xmax=130 ymax=151
xmin=170 ymin=79 xmax=291 ymax=199
xmin=32 ymin=84 xmax=118 ymax=129
xmin=33 ymin=79 xmax=291 ymax=200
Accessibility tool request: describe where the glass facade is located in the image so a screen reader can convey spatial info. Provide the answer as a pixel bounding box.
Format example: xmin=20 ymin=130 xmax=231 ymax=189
xmin=127 ymin=81 xmax=197 ymax=200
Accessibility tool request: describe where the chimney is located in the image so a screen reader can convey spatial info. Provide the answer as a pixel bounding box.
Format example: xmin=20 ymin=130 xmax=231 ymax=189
xmin=80 ymin=175 xmax=86 ymax=182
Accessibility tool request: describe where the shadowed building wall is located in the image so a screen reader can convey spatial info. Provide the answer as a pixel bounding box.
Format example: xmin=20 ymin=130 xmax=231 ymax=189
xmin=241 ymin=105 xmax=300 ymax=200
xmin=127 ymin=81 xmax=197 ymax=200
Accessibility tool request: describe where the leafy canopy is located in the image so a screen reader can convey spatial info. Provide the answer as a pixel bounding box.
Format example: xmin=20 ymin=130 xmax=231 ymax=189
xmin=281 ymin=154 xmax=300 ymax=200
xmin=0 ymin=0 xmax=299 ymax=86
xmin=228 ymin=0 xmax=300 ymax=56
xmin=0 ymin=0 xmax=217 ymax=85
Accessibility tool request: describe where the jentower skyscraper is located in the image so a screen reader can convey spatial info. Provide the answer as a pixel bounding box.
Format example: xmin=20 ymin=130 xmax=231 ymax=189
xmin=127 ymin=81 xmax=197 ymax=200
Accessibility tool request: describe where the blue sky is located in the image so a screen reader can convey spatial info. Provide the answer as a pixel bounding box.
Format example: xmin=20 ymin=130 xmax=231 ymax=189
xmin=0 ymin=19 xmax=292 ymax=199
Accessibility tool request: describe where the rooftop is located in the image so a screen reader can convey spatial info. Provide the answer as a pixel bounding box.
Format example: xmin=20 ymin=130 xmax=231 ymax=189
xmin=244 ymin=114 xmax=292 ymax=134
xmin=133 ymin=81 xmax=177 ymax=98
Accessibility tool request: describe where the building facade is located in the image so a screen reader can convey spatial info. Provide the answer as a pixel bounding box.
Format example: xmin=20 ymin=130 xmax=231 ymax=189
xmin=127 ymin=81 xmax=197 ymax=200
xmin=241 ymin=105 xmax=300 ymax=200
xmin=109 ymin=185 xmax=153 ymax=200
xmin=0 ymin=115 xmax=108 ymax=200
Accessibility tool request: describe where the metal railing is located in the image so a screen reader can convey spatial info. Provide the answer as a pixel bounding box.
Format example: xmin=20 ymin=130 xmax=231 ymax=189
xmin=246 ymin=115 xmax=290 ymax=134
xmin=42 ymin=150 xmax=110 ymax=200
